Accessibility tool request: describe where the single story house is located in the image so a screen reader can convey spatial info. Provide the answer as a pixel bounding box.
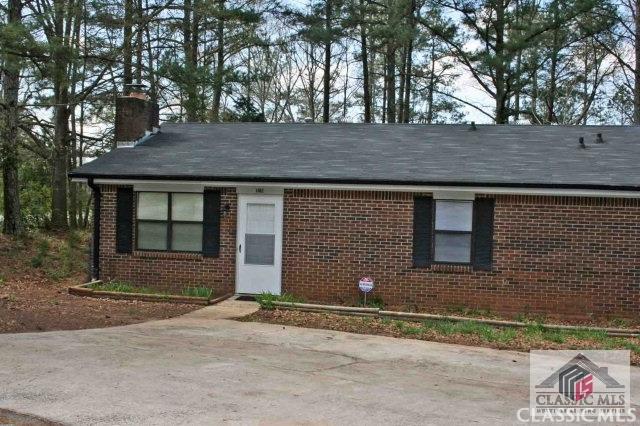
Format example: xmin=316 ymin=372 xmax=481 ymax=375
xmin=70 ymin=91 xmax=640 ymax=318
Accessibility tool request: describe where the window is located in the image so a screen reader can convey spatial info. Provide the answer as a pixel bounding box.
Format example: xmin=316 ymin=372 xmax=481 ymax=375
xmin=136 ymin=192 xmax=203 ymax=252
xmin=244 ymin=203 xmax=276 ymax=265
xmin=433 ymin=200 xmax=473 ymax=263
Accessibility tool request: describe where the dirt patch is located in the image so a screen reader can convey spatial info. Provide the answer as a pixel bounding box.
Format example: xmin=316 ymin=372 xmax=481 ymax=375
xmin=240 ymin=309 xmax=640 ymax=365
xmin=0 ymin=233 xmax=200 ymax=334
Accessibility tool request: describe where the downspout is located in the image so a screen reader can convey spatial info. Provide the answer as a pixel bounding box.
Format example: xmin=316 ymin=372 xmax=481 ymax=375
xmin=87 ymin=178 xmax=101 ymax=280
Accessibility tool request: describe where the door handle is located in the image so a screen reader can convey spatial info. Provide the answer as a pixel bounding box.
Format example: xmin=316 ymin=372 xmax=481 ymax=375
xmin=239 ymin=244 xmax=242 ymax=253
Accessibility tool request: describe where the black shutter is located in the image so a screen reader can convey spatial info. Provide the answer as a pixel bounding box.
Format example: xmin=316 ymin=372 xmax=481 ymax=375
xmin=116 ymin=187 xmax=134 ymax=253
xmin=472 ymin=198 xmax=495 ymax=271
xmin=413 ymin=197 xmax=433 ymax=267
xmin=202 ymin=189 xmax=221 ymax=257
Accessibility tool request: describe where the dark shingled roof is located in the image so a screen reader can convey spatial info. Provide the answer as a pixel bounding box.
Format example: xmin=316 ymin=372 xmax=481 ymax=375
xmin=70 ymin=123 xmax=640 ymax=190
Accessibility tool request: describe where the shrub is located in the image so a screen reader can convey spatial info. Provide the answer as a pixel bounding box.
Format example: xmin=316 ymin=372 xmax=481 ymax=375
xmin=255 ymin=292 xmax=303 ymax=310
xmin=92 ymin=280 xmax=137 ymax=293
xmin=359 ymin=295 xmax=384 ymax=309
xmin=30 ymin=238 xmax=50 ymax=268
xmin=182 ymin=287 xmax=213 ymax=298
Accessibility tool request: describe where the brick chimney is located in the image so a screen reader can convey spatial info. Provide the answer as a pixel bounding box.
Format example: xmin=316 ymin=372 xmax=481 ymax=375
xmin=115 ymin=84 xmax=160 ymax=148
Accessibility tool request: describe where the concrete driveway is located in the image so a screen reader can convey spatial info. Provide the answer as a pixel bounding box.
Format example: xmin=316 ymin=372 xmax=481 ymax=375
xmin=0 ymin=300 xmax=638 ymax=425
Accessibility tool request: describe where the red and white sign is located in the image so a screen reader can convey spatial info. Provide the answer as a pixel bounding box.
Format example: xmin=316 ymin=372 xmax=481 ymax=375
xmin=358 ymin=277 xmax=374 ymax=293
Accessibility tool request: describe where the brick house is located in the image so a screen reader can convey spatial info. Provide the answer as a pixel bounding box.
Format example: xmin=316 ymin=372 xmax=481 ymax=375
xmin=70 ymin=91 xmax=640 ymax=319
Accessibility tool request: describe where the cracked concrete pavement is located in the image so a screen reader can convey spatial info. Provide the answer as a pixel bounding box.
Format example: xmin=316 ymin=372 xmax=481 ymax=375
xmin=1 ymin=300 xmax=638 ymax=425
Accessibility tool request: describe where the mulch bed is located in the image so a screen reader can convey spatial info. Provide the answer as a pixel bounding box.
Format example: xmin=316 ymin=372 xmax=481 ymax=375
xmin=240 ymin=309 xmax=640 ymax=365
xmin=0 ymin=234 xmax=201 ymax=334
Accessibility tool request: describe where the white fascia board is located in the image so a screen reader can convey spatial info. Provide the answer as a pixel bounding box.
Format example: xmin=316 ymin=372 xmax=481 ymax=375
xmin=86 ymin=178 xmax=640 ymax=199
xmin=134 ymin=182 xmax=204 ymax=193
xmin=432 ymin=190 xmax=476 ymax=200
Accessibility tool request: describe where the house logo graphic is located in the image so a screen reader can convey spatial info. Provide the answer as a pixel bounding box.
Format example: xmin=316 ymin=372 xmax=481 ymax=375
xmin=535 ymin=353 xmax=624 ymax=402
xmin=523 ymin=350 xmax=634 ymax=423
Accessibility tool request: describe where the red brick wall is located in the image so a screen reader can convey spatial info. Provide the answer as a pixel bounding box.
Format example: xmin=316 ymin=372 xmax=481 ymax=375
xmin=281 ymin=190 xmax=640 ymax=319
xmin=98 ymin=185 xmax=236 ymax=295
xmin=98 ymin=185 xmax=640 ymax=318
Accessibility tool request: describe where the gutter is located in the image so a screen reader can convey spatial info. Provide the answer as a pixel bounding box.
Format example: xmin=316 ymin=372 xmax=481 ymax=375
xmin=67 ymin=173 xmax=640 ymax=193
xmin=87 ymin=178 xmax=101 ymax=280
xmin=69 ymin=176 xmax=640 ymax=199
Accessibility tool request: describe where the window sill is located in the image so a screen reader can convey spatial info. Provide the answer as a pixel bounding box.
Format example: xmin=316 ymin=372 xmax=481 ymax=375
xmin=412 ymin=263 xmax=473 ymax=273
xmin=132 ymin=250 xmax=204 ymax=260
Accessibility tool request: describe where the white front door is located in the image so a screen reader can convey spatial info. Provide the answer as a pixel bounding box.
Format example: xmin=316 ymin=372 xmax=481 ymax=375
xmin=236 ymin=194 xmax=283 ymax=295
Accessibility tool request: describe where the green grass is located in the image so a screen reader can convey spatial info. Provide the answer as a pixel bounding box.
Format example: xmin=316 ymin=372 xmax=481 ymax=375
xmin=394 ymin=318 xmax=640 ymax=354
xmin=567 ymin=328 xmax=608 ymax=342
xmin=422 ymin=320 xmax=517 ymax=343
xmin=90 ymin=281 xmax=214 ymax=299
xmin=182 ymin=287 xmax=213 ymax=298
xmin=495 ymin=328 xmax=518 ymax=343
xmin=359 ymin=295 xmax=384 ymax=309
xmin=91 ymin=281 xmax=167 ymax=296
xmin=255 ymin=292 xmax=304 ymax=309
xmin=610 ymin=318 xmax=630 ymax=328
xmin=542 ymin=330 xmax=566 ymax=344
xmin=446 ymin=305 xmax=496 ymax=319
xmin=422 ymin=319 xmax=457 ymax=335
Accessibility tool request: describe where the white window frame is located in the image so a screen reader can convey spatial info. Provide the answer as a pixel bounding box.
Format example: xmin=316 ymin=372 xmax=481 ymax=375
xmin=135 ymin=191 xmax=204 ymax=253
xmin=433 ymin=199 xmax=474 ymax=265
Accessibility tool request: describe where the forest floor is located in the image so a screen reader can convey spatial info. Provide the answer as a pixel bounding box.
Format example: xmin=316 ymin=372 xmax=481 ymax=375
xmin=0 ymin=232 xmax=200 ymax=333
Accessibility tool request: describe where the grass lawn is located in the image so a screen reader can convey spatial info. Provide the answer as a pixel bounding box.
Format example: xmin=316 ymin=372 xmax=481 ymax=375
xmin=240 ymin=309 xmax=640 ymax=365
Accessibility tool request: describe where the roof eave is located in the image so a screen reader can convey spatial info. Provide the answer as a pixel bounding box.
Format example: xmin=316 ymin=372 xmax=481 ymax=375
xmin=67 ymin=172 xmax=640 ymax=193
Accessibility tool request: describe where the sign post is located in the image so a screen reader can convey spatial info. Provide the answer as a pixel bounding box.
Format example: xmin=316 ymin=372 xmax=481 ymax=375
xmin=358 ymin=276 xmax=374 ymax=306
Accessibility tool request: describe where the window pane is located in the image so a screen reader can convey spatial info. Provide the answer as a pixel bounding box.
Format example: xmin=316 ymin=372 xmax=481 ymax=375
xmin=172 ymin=223 xmax=203 ymax=252
xmin=434 ymin=233 xmax=471 ymax=263
xmin=245 ymin=234 xmax=275 ymax=265
xmin=137 ymin=222 xmax=167 ymax=250
xmin=172 ymin=193 xmax=203 ymax=222
xmin=246 ymin=203 xmax=275 ymax=234
xmin=435 ymin=200 xmax=473 ymax=231
xmin=138 ymin=192 xmax=168 ymax=220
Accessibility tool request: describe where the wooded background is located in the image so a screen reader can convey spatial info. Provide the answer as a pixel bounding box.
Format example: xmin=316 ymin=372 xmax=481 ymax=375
xmin=0 ymin=0 xmax=638 ymax=234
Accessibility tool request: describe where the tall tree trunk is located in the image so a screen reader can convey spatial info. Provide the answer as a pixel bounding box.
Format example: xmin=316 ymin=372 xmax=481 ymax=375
xmin=546 ymin=3 xmax=559 ymax=124
xmin=397 ymin=47 xmax=406 ymax=123
xmin=400 ymin=0 xmax=415 ymax=123
xmin=1 ymin=0 xmax=24 ymax=236
xmin=402 ymin=37 xmax=413 ymax=123
xmin=493 ymin=2 xmax=508 ymax=124
xmin=512 ymin=0 xmax=521 ymax=122
xmin=211 ymin=0 xmax=225 ymax=122
xmin=123 ymin=0 xmax=133 ymax=92
xmin=530 ymin=49 xmax=540 ymax=123
xmin=51 ymin=94 xmax=70 ymax=230
xmin=183 ymin=0 xmax=199 ymax=121
xmin=50 ymin=0 xmax=70 ymax=230
xmin=322 ymin=0 xmax=332 ymax=123
xmin=426 ymin=41 xmax=435 ymax=123
xmin=359 ymin=0 xmax=371 ymax=123
xmin=135 ymin=0 xmax=143 ymax=84
xmin=145 ymin=0 xmax=157 ymax=104
xmin=634 ymin=0 xmax=640 ymax=124
xmin=385 ymin=42 xmax=396 ymax=123
xmin=381 ymin=55 xmax=387 ymax=123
